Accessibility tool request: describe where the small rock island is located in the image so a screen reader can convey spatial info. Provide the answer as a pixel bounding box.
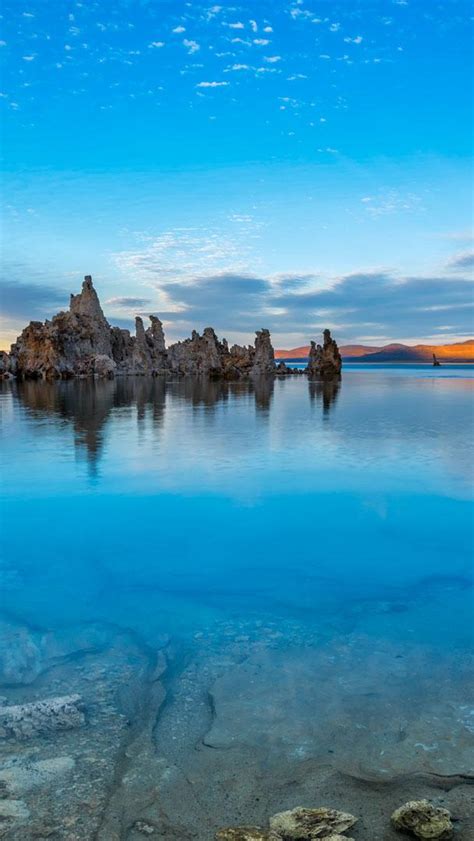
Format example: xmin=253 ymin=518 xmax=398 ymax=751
xmin=1 ymin=276 xmax=342 ymax=382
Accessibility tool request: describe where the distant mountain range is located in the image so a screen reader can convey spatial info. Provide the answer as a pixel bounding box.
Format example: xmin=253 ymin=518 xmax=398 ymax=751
xmin=275 ymin=339 xmax=474 ymax=363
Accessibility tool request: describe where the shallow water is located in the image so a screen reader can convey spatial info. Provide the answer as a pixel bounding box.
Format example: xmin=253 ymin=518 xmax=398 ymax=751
xmin=1 ymin=369 xmax=473 ymax=838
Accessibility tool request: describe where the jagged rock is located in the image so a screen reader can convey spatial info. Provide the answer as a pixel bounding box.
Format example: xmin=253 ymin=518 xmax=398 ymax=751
xmin=0 ymin=694 xmax=85 ymax=740
xmin=6 ymin=275 xmax=339 ymax=382
xmin=10 ymin=276 xmax=113 ymax=379
xmin=306 ymin=330 xmax=342 ymax=380
xmin=93 ymin=353 xmax=116 ymax=378
xmin=215 ymin=829 xmax=281 ymax=841
xmin=391 ymin=800 xmax=453 ymax=839
xmin=252 ymin=328 xmax=275 ymax=375
xmin=168 ymin=326 xmax=277 ymax=379
xmin=168 ymin=327 xmax=227 ymax=377
xmin=0 ymin=349 xmax=12 ymax=378
xmin=269 ymin=807 xmax=357 ymax=839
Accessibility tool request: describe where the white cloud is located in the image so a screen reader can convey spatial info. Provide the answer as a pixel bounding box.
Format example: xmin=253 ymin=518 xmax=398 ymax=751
xmin=263 ymin=25 xmax=273 ymax=33
xmin=183 ymin=39 xmax=200 ymax=54
xmin=22 ymin=55 xmax=36 ymax=61
xmin=250 ymin=20 xmax=258 ymax=32
xmin=172 ymin=25 xmax=186 ymax=33
xmin=226 ymin=64 xmax=250 ymax=72
xmin=344 ymin=35 xmax=363 ymax=44
xmin=226 ymin=22 xmax=245 ymax=29
xmin=253 ymin=38 xmax=270 ymax=45
xmin=196 ymin=80 xmax=230 ymax=87
xmin=264 ymin=55 xmax=281 ymax=63
xmin=149 ymin=41 xmax=165 ymax=48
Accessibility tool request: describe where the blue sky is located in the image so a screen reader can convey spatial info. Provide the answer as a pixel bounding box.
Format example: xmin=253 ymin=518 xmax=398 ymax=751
xmin=1 ymin=0 xmax=473 ymax=349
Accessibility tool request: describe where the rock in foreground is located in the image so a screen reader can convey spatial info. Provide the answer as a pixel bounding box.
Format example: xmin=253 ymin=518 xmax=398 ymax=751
xmin=0 ymin=694 xmax=85 ymax=740
xmin=215 ymin=828 xmax=281 ymax=841
xmin=391 ymin=800 xmax=454 ymax=839
xmin=269 ymin=806 xmax=357 ymax=839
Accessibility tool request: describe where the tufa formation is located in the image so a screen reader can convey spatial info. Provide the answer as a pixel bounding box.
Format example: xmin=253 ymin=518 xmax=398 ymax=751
xmin=2 ymin=276 xmax=341 ymax=382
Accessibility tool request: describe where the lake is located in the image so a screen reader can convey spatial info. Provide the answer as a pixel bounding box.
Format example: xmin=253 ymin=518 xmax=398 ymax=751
xmin=0 ymin=367 xmax=473 ymax=840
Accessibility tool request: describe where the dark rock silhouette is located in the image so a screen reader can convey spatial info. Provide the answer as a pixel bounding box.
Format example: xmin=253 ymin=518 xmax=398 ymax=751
xmin=306 ymin=329 xmax=342 ymax=380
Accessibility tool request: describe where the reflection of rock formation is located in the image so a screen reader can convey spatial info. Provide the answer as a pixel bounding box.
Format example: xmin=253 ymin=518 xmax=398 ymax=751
xmin=251 ymin=376 xmax=274 ymax=412
xmin=7 ymin=276 xmax=279 ymax=381
xmin=306 ymin=329 xmax=342 ymax=380
xmin=11 ymin=375 xmax=275 ymax=471
xmin=308 ymin=378 xmax=340 ymax=415
xmin=14 ymin=378 xmax=167 ymax=471
xmin=15 ymin=379 xmax=115 ymax=470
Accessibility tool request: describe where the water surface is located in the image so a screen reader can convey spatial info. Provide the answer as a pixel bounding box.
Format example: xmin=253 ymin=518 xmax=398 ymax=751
xmin=0 ymin=368 xmax=473 ymax=838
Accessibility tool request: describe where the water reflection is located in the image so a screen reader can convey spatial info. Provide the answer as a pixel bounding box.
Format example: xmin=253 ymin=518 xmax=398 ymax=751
xmin=308 ymin=378 xmax=340 ymax=415
xmin=8 ymin=375 xmax=326 ymax=470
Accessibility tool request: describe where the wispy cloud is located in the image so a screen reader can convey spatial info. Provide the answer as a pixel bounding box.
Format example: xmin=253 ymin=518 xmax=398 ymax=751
xmin=196 ymin=80 xmax=229 ymax=87
xmin=105 ymin=296 xmax=152 ymax=308
xmin=447 ymin=251 xmax=474 ymax=270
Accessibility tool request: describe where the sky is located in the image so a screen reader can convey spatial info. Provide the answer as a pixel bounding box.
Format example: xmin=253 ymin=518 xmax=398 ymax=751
xmin=1 ymin=0 xmax=473 ymax=350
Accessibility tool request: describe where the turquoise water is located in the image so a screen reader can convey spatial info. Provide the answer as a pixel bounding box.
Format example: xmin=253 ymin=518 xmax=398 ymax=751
xmin=1 ymin=368 xmax=472 ymax=646
xmin=1 ymin=368 xmax=474 ymax=836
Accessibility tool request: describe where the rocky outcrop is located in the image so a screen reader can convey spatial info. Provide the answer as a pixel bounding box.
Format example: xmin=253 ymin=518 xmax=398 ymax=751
xmin=0 ymin=694 xmax=85 ymax=740
xmin=269 ymin=807 xmax=357 ymax=839
xmin=391 ymin=800 xmax=453 ymax=840
xmin=4 ymin=276 xmax=342 ymax=381
xmin=215 ymin=808 xmax=358 ymax=841
xmin=306 ymin=329 xmax=342 ymax=380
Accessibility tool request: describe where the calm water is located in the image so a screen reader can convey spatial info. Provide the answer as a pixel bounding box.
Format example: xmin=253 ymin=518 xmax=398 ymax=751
xmin=1 ymin=367 xmax=474 ymax=836
xmin=1 ymin=368 xmax=473 ymax=644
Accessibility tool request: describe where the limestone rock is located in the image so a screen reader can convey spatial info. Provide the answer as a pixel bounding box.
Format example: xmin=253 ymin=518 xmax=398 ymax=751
xmin=168 ymin=327 xmax=224 ymax=376
xmin=6 ymin=274 xmax=319 ymax=381
xmin=215 ymin=829 xmax=281 ymax=841
xmin=0 ymin=693 xmax=85 ymax=740
xmin=0 ymin=349 xmax=11 ymax=377
xmin=269 ymin=807 xmax=357 ymax=839
xmin=10 ymin=275 xmax=113 ymax=379
xmin=167 ymin=326 xmax=276 ymax=379
xmin=391 ymin=800 xmax=453 ymax=839
xmin=252 ymin=328 xmax=275 ymax=375
xmin=306 ymin=330 xmax=342 ymax=380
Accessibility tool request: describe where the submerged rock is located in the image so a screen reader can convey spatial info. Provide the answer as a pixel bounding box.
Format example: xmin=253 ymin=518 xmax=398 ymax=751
xmin=0 ymin=756 xmax=75 ymax=795
xmin=269 ymin=807 xmax=357 ymax=839
xmin=391 ymin=800 xmax=453 ymax=839
xmin=306 ymin=330 xmax=342 ymax=380
xmin=0 ymin=693 xmax=85 ymax=740
xmin=323 ymin=837 xmax=355 ymax=841
xmin=215 ymin=829 xmax=281 ymax=841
